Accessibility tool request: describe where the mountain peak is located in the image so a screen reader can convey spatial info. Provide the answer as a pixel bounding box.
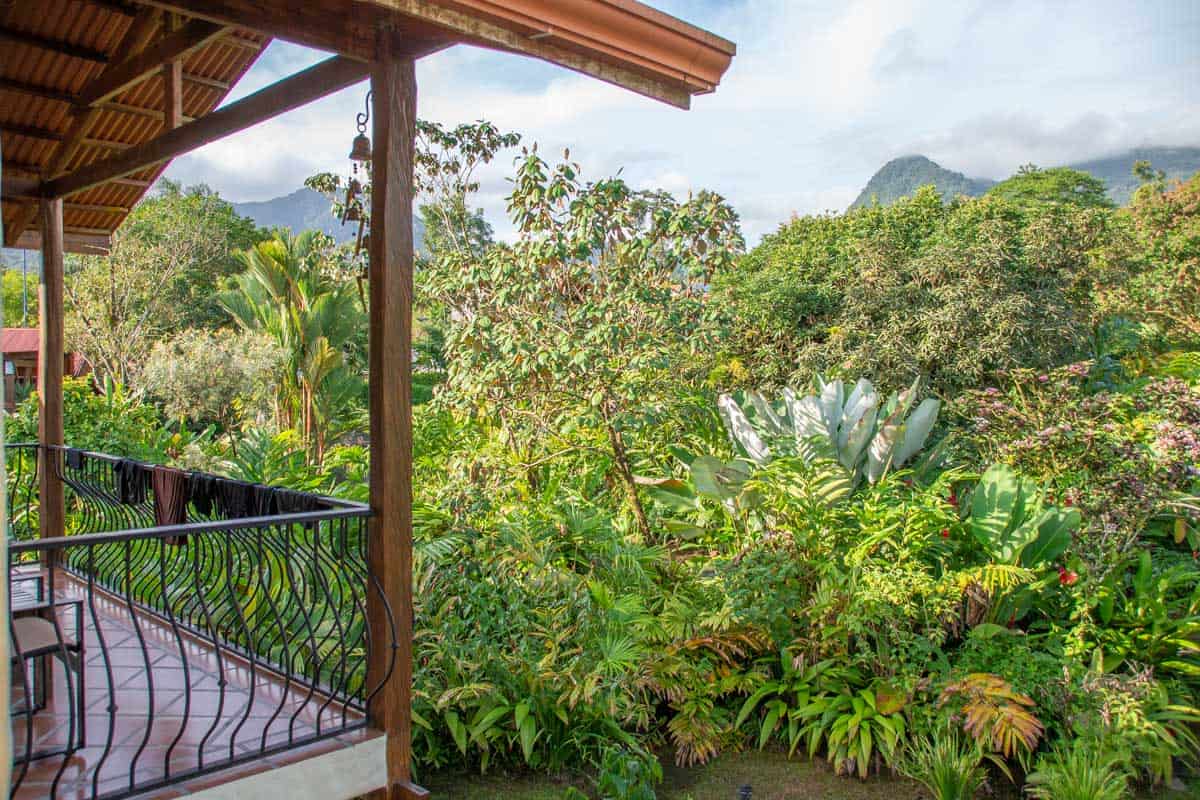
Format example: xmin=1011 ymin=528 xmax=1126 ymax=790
xmin=851 ymin=156 xmax=994 ymax=209
xmin=231 ymin=187 xmax=425 ymax=251
xmin=851 ymin=146 xmax=1200 ymax=210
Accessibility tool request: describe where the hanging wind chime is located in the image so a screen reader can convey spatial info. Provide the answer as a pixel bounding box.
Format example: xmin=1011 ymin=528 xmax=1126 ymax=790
xmin=344 ymin=90 xmax=372 ymax=307
xmin=344 ymin=89 xmax=372 ymax=259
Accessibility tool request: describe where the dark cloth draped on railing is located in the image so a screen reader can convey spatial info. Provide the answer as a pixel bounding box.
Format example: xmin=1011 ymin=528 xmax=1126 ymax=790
xmin=4 ymin=443 xmax=393 ymax=800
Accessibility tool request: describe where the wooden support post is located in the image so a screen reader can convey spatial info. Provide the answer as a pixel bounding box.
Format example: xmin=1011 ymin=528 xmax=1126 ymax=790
xmin=38 ymin=199 xmax=66 ymax=542
xmin=163 ymin=59 xmax=183 ymax=129
xmin=364 ymin=43 xmax=426 ymax=800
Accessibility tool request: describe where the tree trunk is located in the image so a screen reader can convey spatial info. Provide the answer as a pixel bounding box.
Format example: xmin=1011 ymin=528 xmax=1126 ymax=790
xmin=603 ymin=404 xmax=651 ymax=541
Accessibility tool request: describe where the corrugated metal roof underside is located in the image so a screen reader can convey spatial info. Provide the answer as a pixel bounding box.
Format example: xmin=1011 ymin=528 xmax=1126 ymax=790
xmin=1 ymin=0 xmax=267 ymax=252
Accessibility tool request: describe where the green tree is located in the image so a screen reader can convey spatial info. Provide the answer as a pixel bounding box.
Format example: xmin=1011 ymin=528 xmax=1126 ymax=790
xmin=221 ymin=231 xmax=364 ymax=462
xmin=2 ymin=268 xmax=38 ymax=327
xmin=1098 ymin=170 xmax=1200 ymax=343
xmin=140 ymin=328 xmax=284 ymax=450
xmin=427 ymin=148 xmax=743 ymax=538
xmin=64 ymin=181 xmax=264 ymax=385
xmin=715 ymin=186 xmax=1114 ymax=395
xmin=986 ymin=164 xmax=1114 ymax=209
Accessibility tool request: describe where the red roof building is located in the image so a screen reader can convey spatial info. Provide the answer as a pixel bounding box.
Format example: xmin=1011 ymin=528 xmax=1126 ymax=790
xmin=2 ymin=327 xmax=86 ymax=410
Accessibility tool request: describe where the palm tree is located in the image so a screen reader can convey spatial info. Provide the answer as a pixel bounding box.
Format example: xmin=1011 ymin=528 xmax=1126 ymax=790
xmin=222 ymin=231 xmax=363 ymax=462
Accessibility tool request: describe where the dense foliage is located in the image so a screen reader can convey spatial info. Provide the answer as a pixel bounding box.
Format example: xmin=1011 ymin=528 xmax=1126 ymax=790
xmin=8 ymin=129 xmax=1200 ymax=798
xmin=713 ymin=186 xmax=1117 ymax=394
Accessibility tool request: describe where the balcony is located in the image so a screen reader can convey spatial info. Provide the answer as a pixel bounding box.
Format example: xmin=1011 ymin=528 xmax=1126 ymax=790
xmin=5 ymin=444 xmax=395 ymax=800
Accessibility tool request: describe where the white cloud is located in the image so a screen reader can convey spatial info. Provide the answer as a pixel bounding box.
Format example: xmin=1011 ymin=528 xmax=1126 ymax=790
xmin=166 ymin=0 xmax=1200 ymax=243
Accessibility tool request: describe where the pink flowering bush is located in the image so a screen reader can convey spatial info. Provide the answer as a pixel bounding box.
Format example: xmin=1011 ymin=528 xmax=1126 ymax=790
xmin=951 ymin=362 xmax=1200 ymax=575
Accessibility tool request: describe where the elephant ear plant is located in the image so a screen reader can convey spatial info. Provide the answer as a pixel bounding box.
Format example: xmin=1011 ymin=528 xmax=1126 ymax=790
xmin=717 ymin=376 xmax=941 ymax=484
xmin=968 ymin=464 xmax=1081 ymax=567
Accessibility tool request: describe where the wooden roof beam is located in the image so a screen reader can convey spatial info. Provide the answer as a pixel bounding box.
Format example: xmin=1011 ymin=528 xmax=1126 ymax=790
xmin=10 ymin=228 xmax=111 ymax=255
xmin=136 ymin=0 xmax=441 ymax=61
xmin=80 ymin=0 xmax=140 ymax=16
xmin=77 ymin=19 xmax=230 ymax=108
xmin=99 ymin=100 xmax=196 ymax=123
xmin=0 ymin=26 xmax=109 ymax=63
xmin=7 ymin=196 xmax=130 ymax=215
xmin=0 ymin=77 xmax=77 ymax=104
xmin=41 ymin=55 xmax=371 ymax=199
xmin=0 ymin=73 xmax=227 ymax=104
xmin=0 ymin=122 xmax=130 ymax=151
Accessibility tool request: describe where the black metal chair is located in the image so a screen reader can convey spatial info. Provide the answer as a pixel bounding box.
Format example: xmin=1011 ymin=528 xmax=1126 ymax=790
xmin=9 ymin=570 xmax=86 ymax=765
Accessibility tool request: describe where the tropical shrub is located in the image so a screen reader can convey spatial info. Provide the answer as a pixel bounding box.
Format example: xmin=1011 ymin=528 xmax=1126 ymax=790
xmin=8 ymin=377 xmax=166 ymax=460
xmin=938 ymin=673 xmax=1044 ymax=760
xmin=141 ymin=327 xmax=284 ymax=439
xmin=716 ymin=375 xmax=940 ymax=483
xmin=1063 ymin=665 xmax=1199 ymax=787
xmin=953 ymin=363 xmax=1200 ymax=576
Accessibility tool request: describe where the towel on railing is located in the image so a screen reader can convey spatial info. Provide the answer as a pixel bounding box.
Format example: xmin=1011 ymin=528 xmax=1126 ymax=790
xmin=65 ymin=448 xmax=84 ymax=469
xmin=187 ymin=472 xmax=219 ymax=516
xmin=215 ymin=478 xmax=255 ymax=519
xmin=152 ymin=466 xmax=190 ymax=544
xmin=252 ymin=485 xmax=280 ymax=517
xmin=113 ymin=459 xmax=149 ymax=505
xmin=274 ymin=488 xmax=322 ymax=515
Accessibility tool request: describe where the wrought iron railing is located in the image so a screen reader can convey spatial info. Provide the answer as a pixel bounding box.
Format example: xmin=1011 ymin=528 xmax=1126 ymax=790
xmin=5 ymin=444 xmax=393 ymax=800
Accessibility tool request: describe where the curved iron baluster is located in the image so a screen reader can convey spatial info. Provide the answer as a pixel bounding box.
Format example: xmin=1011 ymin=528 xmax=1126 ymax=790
xmin=5 ymin=443 xmax=379 ymax=800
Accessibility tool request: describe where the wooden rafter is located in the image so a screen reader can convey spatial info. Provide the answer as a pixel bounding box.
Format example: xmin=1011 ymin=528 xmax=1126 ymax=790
xmin=0 ymin=73 xmax=225 ymax=104
xmin=0 ymin=122 xmax=129 ymax=151
xmin=138 ymin=0 xmax=436 ymax=61
xmin=77 ymin=19 xmax=228 ymax=108
xmin=0 ymin=77 xmax=76 ymax=104
xmin=99 ymin=99 xmax=196 ymax=123
xmin=41 ymin=56 xmax=371 ymax=199
xmin=6 ymin=197 xmax=130 ymax=215
xmin=0 ymin=25 xmax=109 ymax=63
xmin=80 ymin=0 xmax=140 ymax=16
xmin=3 ymin=8 xmax=163 ymax=246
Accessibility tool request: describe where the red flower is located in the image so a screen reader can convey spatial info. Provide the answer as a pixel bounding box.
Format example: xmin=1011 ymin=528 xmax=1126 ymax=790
xmin=947 ymin=492 xmax=958 ymax=508
xmin=940 ymin=528 xmax=950 ymax=539
xmin=1058 ymin=566 xmax=1078 ymax=586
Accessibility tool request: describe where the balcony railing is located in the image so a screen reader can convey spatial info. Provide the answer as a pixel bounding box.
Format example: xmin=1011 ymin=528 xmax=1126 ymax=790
xmin=5 ymin=444 xmax=393 ymax=800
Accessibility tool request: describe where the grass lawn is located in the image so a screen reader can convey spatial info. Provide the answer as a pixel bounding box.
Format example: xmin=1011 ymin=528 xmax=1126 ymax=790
xmin=424 ymin=749 xmax=925 ymax=799
xmin=422 ymin=748 xmax=1200 ymax=799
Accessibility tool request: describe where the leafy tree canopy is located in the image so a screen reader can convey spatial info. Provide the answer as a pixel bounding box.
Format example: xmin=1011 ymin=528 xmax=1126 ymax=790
xmin=2 ymin=268 xmax=37 ymax=327
xmin=64 ymin=180 xmax=266 ymax=386
xmin=986 ymin=164 xmax=1114 ymax=210
xmin=426 ymin=146 xmax=743 ymax=537
xmin=714 ymin=186 xmax=1118 ymax=395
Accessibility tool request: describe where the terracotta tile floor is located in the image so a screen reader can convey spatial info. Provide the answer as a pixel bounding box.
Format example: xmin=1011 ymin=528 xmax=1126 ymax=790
xmin=10 ymin=573 xmax=369 ymax=800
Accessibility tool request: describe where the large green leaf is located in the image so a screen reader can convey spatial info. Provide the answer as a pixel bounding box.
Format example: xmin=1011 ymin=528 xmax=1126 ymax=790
xmin=1019 ymin=507 xmax=1080 ymax=567
xmin=690 ymin=455 xmax=750 ymax=502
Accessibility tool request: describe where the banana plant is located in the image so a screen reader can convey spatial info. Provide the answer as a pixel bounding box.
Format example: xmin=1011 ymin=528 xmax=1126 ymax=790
xmin=717 ymin=376 xmax=940 ymax=484
xmin=968 ymin=464 xmax=1080 ymax=567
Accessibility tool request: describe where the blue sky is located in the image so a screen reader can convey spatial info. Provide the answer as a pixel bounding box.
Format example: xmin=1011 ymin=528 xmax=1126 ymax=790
xmin=165 ymin=0 xmax=1200 ymax=243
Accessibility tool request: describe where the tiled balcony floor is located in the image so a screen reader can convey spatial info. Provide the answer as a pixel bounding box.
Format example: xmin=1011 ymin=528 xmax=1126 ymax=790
xmin=10 ymin=573 xmax=368 ymax=800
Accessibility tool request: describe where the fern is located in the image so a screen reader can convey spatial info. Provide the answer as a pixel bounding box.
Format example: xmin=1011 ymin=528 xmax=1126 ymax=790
xmin=946 ymin=564 xmax=1037 ymax=596
xmin=1160 ymin=350 xmax=1200 ymax=382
